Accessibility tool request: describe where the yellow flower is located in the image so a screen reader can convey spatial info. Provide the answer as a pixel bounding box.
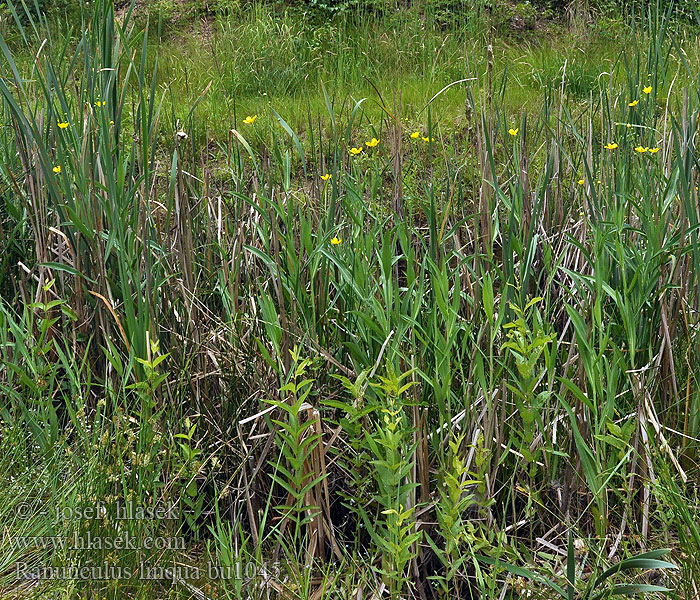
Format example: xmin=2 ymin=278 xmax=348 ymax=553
xmin=604 ymin=142 xmax=618 ymax=150
xmin=95 ymin=100 xmax=105 ymax=107
xmin=349 ymin=146 xmax=363 ymax=155
xmin=366 ymin=137 xmax=380 ymax=147
xmin=649 ymin=147 xmax=660 ymax=154
xmin=57 ymin=121 xmax=69 ymax=129
xmin=410 ymin=131 xmax=420 ymax=139
xmin=577 ymin=179 xmax=585 ymax=185
xmin=53 ymin=165 xmax=61 ymax=173
xmin=628 ymin=100 xmax=639 ymax=107
xmin=242 ymin=115 xmax=258 ymax=125
xmin=634 ymin=146 xmax=648 ymax=153
xmin=109 ymin=120 xmax=114 ymax=125
xmin=643 ymin=86 xmax=652 ymax=94
xmin=508 ymin=128 xmax=519 ymax=136
xmin=421 ymin=136 xmax=433 ymax=142
xmin=330 ymin=237 xmax=341 ymax=245
xmin=321 ymin=173 xmax=332 ymax=181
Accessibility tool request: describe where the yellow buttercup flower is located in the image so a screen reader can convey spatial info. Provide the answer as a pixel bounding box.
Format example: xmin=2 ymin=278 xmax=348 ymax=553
xmin=577 ymin=179 xmax=585 ymax=185
xmin=349 ymin=146 xmax=363 ymax=155
xmin=410 ymin=131 xmax=420 ymax=139
xmin=53 ymin=165 xmax=61 ymax=173
xmin=604 ymin=142 xmax=618 ymax=150
xmin=321 ymin=173 xmax=332 ymax=181
xmin=330 ymin=237 xmax=341 ymax=245
xmin=649 ymin=147 xmax=660 ymax=154
xmin=634 ymin=146 xmax=648 ymax=153
xmin=508 ymin=128 xmax=519 ymax=136
xmin=242 ymin=115 xmax=258 ymax=125
xmin=422 ymin=136 xmax=434 ymax=142
xmin=366 ymin=137 xmax=380 ymax=147
xmin=95 ymin=100 xmax=106 ymax=107
xmin=57 ymin=121 xmax=69 ymax=129
xmin=643 ymin=86 xmax=652 ymax=94
xmin=628 ymin=100 xmax=639 ymax=107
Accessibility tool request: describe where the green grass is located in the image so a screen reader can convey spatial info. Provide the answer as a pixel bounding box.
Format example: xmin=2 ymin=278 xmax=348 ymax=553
xmin=1 ymin=0 xmax=700 ymax=598
xmin=148 ymin=5 xmax=650 ymax=145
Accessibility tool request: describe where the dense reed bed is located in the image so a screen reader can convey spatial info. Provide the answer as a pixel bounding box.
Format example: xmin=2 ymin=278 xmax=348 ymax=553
xmin=1 ymin=1 xmax=700 ymax=598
